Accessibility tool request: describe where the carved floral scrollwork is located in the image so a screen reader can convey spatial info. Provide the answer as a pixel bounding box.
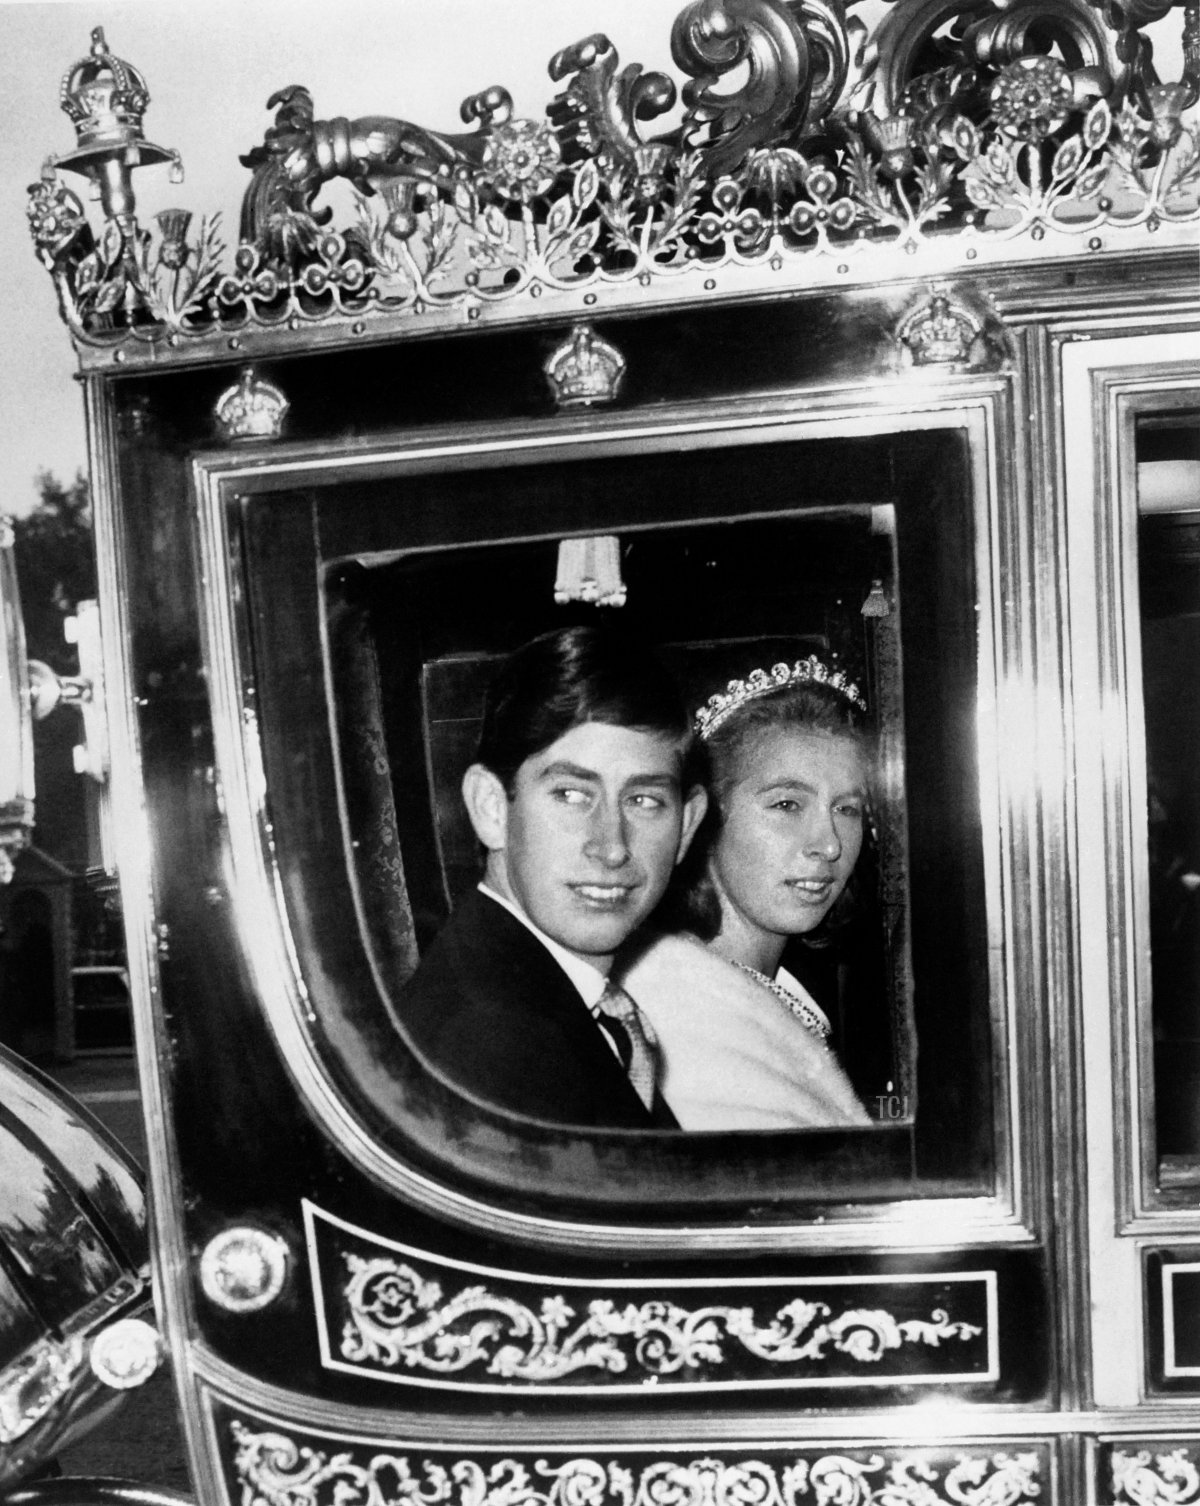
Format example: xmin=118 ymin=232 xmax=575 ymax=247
xmin=547 ymin=33 xmax=678 ymax=193
xmin=671 ymin=0 xmax=850 ymax=176
xmin=337 ymin=1253 xmax=982 ymax=1382
xmin=1112 ymin=1448 xmax=1200 ymax=1505
xmin=27 ymin=0 xmax=1200 ymax=352
xmin=27 ymin=165 xmax=225 ymax=339
xmin=227 ymin=1428 xmax=1045 ymax=1506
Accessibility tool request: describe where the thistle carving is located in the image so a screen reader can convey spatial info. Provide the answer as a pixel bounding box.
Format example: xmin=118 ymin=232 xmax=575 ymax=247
xmin=335 ymin=1252 xmax=983 ymax=1385
xmin=27 ymin=0 xmax=1200 ymax=357
xmin=227 ymin=1427 xmax=1046 ymax=1506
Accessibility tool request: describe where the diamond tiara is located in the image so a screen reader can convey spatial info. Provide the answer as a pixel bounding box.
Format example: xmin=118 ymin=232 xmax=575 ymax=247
xmin=693 ymin=656 xmax=865 ymax=740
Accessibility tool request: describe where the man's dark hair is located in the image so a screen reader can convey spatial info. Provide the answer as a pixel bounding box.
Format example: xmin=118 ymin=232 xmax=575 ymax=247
xmin=476 ymin=624 xmax=695 ymax=793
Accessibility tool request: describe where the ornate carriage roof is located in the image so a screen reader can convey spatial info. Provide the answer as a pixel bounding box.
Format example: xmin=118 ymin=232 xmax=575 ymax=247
xmin=27 ymin=1 xmax=1200 ymax=372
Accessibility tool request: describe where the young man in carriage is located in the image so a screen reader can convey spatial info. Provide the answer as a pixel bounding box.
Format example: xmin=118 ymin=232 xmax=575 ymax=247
xmin=400 ymin=624 xmax=707 ymax=1130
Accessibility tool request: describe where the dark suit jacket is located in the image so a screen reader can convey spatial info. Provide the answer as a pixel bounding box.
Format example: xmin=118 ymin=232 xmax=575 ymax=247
xmin=400 ymin=888 xmax=674 ymax=1128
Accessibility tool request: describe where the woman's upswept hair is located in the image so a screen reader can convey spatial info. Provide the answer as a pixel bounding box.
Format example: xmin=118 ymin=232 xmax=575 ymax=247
xmin=662 ymin=676 xmax=873 ymax=943
xmin=475 ymin=623 xmax=698 ymax=794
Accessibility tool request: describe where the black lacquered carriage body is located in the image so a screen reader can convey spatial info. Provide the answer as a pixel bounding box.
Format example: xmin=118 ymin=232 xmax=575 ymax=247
xmin=14 ymin=3 xmax=1200 ymax=1499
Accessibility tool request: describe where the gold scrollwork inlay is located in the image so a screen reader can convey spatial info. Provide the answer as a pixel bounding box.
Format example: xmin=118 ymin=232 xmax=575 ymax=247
xmin=229 ymin=1429 xmax=1044 ymax=1506
xmin=340 ymin=1254 xmax=982 ymax=1380
xmin=1112 ymin=1448 xmax=1200 ymax=1505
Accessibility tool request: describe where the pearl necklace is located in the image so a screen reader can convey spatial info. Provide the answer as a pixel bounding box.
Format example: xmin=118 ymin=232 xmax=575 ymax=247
xmin=732 ymin=962 xmax=831 ymax=1041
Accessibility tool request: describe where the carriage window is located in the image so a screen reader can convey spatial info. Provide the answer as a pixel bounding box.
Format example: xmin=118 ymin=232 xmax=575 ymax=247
xmin=332 ymin=508 xmax=908 ymax=1121
xmin=238 ymin=424 xmax=996 ymax=1213
xmin=1140 ymin=407 xmax=1200 ymax=1196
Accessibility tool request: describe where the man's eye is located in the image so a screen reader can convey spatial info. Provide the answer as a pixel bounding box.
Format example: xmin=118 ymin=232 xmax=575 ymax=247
xmin=553 ymin=786 xmax=590 ymax=805
xmin=770 ymin=798 xmax=800 ymax=812
xmin=835 ymin=802 xmax=864 ymax=820
xmin=629 ymin=792 xmax=666 ymax=811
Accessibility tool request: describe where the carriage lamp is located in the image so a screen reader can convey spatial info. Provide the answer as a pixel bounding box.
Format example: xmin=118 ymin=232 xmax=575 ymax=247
xmin=0 ymin=521 xmax=110 ymax=884
xmin=44 ymin=602 xmax=109 ymax=788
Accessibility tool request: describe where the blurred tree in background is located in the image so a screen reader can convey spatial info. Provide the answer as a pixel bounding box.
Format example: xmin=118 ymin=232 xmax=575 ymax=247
xmin=12 ymin=470 xmax=95 ymax=872
xmin=13 ymin=470 xmax=94 ymax=670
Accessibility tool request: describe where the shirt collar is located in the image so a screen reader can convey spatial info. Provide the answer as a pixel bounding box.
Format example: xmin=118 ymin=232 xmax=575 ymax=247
xmin=477 ymin=883 xmax=609 ymax=1008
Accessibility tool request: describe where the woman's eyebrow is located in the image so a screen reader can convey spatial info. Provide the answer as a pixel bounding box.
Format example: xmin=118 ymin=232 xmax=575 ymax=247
xmin=756 ymin=778 xmax=866 ymax=797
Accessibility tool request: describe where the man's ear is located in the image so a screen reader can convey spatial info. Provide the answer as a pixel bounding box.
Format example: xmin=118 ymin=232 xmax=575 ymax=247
xmin=674 ymin=785 xmax=708 ymax=865
xmin=462 ymin=763 xmax=509 ymax=852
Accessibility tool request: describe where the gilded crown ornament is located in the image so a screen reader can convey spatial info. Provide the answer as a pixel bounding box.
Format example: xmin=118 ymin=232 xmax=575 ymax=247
xmin=52 ymin=29 xmax=181 ymax=220
xmin=60 ymin=29 xmax=150 ymax=146
xmin=543 ymin=324 xmax=627 ymax=408
xmin=694 ymin=657 xmax=866 ymax=740
xmin=214 ymin=368 xmax=290 ymax=442
xmin=898 ymin=292 xmax=984 ymax=368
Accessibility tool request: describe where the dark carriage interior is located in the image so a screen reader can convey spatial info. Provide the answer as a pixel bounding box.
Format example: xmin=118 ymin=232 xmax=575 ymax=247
xmin=1140 ymin=407 xmax=1200 ymax=1184
xmin=231 ymin=420 xmax=996 ymax=1202
xmin=331 ymin=508 xmax=902 ymax=1108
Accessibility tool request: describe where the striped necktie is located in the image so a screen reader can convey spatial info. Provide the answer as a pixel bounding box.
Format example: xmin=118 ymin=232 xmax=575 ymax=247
xmin=593 ymin=980 xmax=661 ymax=1110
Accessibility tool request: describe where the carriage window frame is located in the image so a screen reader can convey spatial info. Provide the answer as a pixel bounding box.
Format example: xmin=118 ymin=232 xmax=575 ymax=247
xmin=1105 ymin=375 xmax=1200 ymax=1224
xmin=191 ymin=387 xmax=1039 ymax=1254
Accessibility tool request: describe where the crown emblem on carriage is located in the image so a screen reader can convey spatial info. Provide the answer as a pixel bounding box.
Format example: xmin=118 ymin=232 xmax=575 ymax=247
xmin=543 ymin=325 xmax=627 ymax=408
xmin=55 ymin=27 xmax=180 ymax=180
xmin=59 ymin=28 xmax=150 ymax=145
xmin=694 ymin=657 xmax=866 ymax=739
xmin=898 ymin=294 xmax=985 ymax=368
xmin=214 ymin=368 xmax=290 ymax=442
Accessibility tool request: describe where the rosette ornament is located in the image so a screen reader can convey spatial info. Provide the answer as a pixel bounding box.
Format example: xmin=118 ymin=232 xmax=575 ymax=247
xmin=989 ymin=55 xmax=1076 ymax=140
xmin=478 ymin=119 xmax=563 ymax=204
